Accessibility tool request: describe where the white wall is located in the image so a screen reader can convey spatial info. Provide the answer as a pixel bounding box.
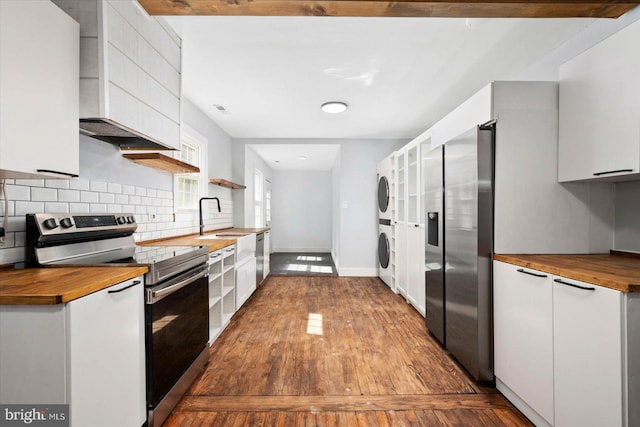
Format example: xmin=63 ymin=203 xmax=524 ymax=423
xmin=243 ymin=146 xmax=273 ymax=228
xmin=271 ymin=171 xmax=332 ymax=252
xmin=513 ymin=7 xmax=640 ymax=81
xmin=232 ymin=138 xmax=407 ymax=275
xmin=337 ymin=140 xmax=406 ymax=276
xmin=614 ymin=182 xmax=640 ymax=252
xmin=331 ymin=152 xmax=341 ymax=270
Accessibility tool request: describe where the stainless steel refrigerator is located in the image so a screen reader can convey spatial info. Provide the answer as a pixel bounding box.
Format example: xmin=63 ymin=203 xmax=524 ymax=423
xmin=424 ymin=123 xmax=495 ymax=382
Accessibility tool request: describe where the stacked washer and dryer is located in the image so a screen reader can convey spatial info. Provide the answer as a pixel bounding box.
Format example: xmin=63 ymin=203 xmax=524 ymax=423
xmin=376 ymin=155 xmax=394 ymax=289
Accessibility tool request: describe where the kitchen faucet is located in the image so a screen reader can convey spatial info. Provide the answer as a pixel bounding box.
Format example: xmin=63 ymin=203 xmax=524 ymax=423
xmin=199 ymin=197 xmax=221 ymax=235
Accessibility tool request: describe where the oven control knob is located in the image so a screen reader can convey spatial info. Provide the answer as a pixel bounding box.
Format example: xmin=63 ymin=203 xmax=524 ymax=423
xmin=117 ymin=216 xmax=127 ymax=225
xmin=43 ymin=218 xmax=58 ymax=230
xmin=60 ymin=217 xmax=74 ymax=228
xmin=127 ymin=216 xmax=136 ymax=224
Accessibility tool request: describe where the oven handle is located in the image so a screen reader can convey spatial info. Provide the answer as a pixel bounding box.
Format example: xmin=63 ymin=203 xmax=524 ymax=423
xmin=149 ymin=268 xmax=207 ymax=304
xmin=42 ymin=247 xmax=127 ymax=264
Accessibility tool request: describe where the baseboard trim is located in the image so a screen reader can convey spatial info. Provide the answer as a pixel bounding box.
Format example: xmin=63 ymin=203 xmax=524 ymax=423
xmin=338 ymin=268 xmax=378 ymax=277
xmin=272 ymin=248 xmax=332 ymax=253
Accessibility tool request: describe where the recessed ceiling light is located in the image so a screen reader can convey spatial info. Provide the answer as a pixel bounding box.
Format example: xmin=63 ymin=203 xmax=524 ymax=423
xmin=297 ymin=156 xmax=307 ymax=160
xmin=321 ymin=102 xmax=348 ymax=114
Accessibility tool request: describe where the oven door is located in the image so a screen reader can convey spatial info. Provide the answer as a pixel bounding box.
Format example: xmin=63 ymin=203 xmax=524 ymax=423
xmin=145 ymin=265 xmax=209 ymax=408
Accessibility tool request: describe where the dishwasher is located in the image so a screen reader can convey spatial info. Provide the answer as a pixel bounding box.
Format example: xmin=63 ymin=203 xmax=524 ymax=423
xmin=256 ymin=232 xmax=265 ymax=285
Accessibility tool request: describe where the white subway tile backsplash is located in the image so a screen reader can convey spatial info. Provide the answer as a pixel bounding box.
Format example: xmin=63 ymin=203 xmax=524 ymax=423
xmin=7 ymin=217 xmax=25 ymax=232
xmin=90 ymin=203 xmax=107 ymax=213
xmin=45 ymin=179 xmax=70 ymax=189
xmin=0 ymin=232 xmax=15 ymax=248
xmin=107 ymin=183 xmax=122 ymax=194
xmin=31 ymin=187 xmax=58 ymax=202
xmin=6 ymin=185 xmax=30 ymax=201
xmin=44 ymin=202 xmax=69 ymax=213
xmin=69 ymin=179 xmax=90 ymax=191
xmin=0 ymin=200 xmax=15 ymax=216
xmin=90 ymin=181 xmax=107 ymax=192
xmin=115 ymin=194 xmax=128 ymax=204
xmin=58 ymin=189 xmax=81 ymax=203
xmin=99 ymin=193 xmax=115 ymax=204
xmin=15 ymin=201 xmax=44 ymax=216
xmin=15 ymin=179 xmax=44 ymax=187
xmin=69 ymin=203 xmax=90 ymax=214
xmin=80 ymin=191 xmax=99 ymax=203
xmin=14 ymin=232 xmax=25 ymax=247
xmin=0 ymin=247 xmax=24 ymax=265
xmin=0 ymin=179 xmax=234 ymax=266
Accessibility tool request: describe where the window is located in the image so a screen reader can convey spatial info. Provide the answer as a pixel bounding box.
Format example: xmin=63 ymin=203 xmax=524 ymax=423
xmin=175 ymin=126 xmax=207 ymax=210
xmin=265 ymin=183 xmax=271 ymax=224
xmin=254 ymin=168 xmax=264 ymax=227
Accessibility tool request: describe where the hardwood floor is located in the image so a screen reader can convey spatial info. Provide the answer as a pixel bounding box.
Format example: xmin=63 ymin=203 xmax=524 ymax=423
xmin=164 ymin=276 xmax=531 ymax=426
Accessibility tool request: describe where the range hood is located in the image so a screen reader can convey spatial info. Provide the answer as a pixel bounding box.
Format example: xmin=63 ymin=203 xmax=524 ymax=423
xmin=53 ymin=0 xmax=182 ymax=152
xmin=80 ymin=118 xmax=175 ymax=151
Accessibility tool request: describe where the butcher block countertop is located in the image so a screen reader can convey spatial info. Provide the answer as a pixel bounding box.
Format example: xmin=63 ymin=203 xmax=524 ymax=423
xmin=139 ymin=227 xmax=270 ymax=252
xmin=0 ymin=266 xmax=149 ymax=305
xmin=494 ymin=252 xmax=640 ymax=293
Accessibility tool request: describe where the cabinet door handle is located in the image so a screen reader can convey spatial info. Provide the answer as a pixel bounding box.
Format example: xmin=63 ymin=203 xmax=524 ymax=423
xmin=553 ymin=278 xmax=595 ymax=291
xmin=593 ymin=169 xmax=633 ymax=176
xmin=517 ymin=268 xmax=548 ymax=278
xmin=414 ymin=224 xmax=420 ymax=228
xmin=36 ymin=169 xmax=79 ymax=178
xmin=108 ymin=280 xmax=141 ymax=294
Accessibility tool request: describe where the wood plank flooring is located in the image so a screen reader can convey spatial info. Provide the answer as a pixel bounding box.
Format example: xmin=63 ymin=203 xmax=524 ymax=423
xmin=164 ymin=276 xmax=531 ymax=426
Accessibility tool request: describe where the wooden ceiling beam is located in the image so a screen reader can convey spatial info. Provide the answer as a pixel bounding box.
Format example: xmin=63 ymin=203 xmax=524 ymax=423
xmin=138 ymin=1 xmax=640 ymax=18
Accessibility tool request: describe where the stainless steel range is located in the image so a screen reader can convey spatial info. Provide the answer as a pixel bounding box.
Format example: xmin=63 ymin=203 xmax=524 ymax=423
xmin=25 ymin=213 xmax=210 ymax=427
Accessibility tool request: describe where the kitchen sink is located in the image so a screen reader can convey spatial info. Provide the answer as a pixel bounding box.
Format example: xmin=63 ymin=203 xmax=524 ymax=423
xmin=196 ymin=233 xmax=255 ymax=261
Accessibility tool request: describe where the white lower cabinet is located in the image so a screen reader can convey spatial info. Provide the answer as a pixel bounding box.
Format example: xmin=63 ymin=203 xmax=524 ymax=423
xmin=494 ymin=261 xmax=554 ymax=426
xmin=406 ymin=224 xmax=425 ymax=316
xmin=553 ymin=276 xmax=623 ymax=427
xmin=236 ymin=257 xmax=257 ymax=309
xmin=395 ymin=223 xmax=408 ymax=297
xmin=494 ymin=261 xmax=640 ymax=427
xmin=0 ymin=277 xmax=145 ymax=427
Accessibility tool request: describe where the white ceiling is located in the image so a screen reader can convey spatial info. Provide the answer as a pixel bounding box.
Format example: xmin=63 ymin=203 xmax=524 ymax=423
xmin=164 ymin=16 xmax=596 ymax=141
xmin=249 ymin=144 xmax=340 ymax=171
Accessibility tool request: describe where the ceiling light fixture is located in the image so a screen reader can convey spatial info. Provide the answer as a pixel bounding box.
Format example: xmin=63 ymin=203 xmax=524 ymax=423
xmin=297 ymin=156 xmax=307 ymax=160
xmin=321 ymin=101 xmax=348 ymax=114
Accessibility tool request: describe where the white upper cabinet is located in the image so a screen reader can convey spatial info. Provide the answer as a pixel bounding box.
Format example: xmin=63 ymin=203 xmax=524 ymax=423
xmin=558 ymin=19 xmax=640 ymax=182
xmin=0 ymin=1 xmax=79 ymax=179
xmin=54 ymin=0 xmax=182 ymax=150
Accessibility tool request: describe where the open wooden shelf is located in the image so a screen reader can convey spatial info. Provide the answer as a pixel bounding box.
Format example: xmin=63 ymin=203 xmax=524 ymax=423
xmin=123 ymin=153 xmax=200 ymax=174
xmin=209 ymin=178 xmax=246 ymax=189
